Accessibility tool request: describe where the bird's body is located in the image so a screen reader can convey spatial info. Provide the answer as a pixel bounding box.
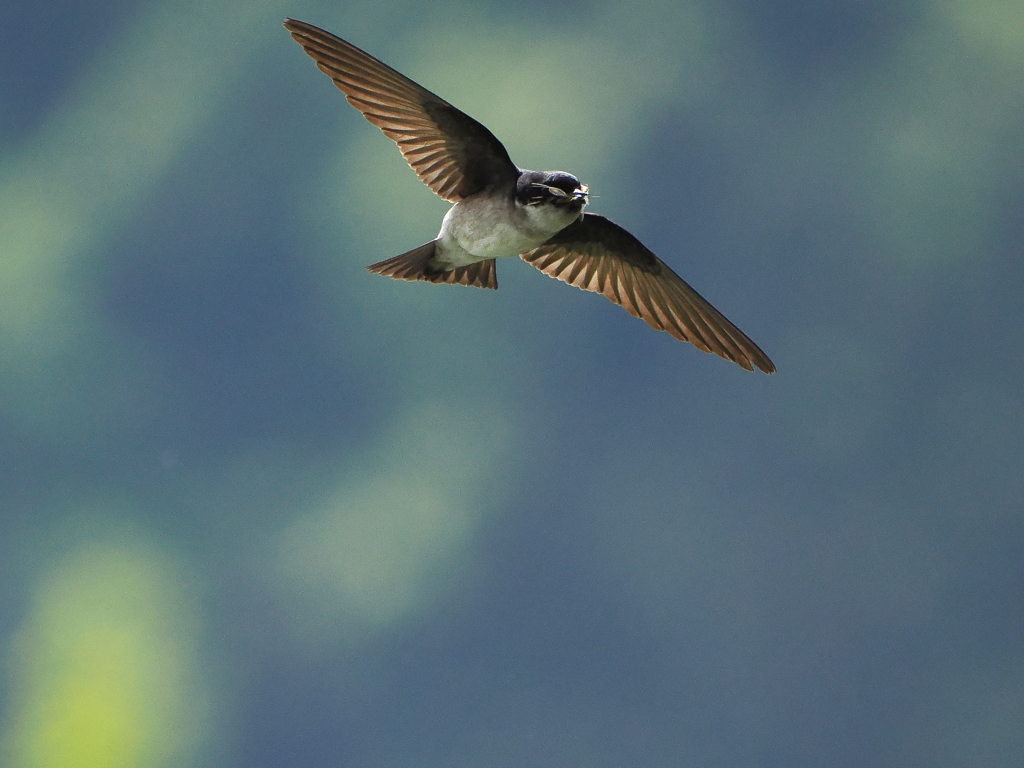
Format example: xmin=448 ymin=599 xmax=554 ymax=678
xmin=436 ymin=187 xmax=580 ymax=268
xmin=284 ymin=19 xmax=776 ymax=373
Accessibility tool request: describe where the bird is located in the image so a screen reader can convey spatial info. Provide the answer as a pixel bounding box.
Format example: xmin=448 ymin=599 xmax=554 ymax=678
xmin=283 ymin=19 xmax=775 ymax=373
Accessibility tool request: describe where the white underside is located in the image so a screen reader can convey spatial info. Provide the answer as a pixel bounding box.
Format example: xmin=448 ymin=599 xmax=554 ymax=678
xmin=433 ymin=194 xmax=582 ymax=269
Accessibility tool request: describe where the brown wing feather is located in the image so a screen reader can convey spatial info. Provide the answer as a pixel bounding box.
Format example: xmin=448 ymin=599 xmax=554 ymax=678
xmin=284 ymin=19 xmax=517 ymax=202
xmin=522 ymin=214 xmax=775 ymax=373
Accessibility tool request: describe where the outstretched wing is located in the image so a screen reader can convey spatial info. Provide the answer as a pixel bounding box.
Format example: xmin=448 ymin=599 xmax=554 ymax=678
xmin=522 ymin=214 xmax=775 ymax=373
xmin=284 ymin=19 xmax=519 ymax=202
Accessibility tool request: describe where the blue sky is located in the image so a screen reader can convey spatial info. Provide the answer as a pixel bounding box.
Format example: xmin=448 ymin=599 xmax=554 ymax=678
xmin=1 ymin=1 xmax=1022 ymax=766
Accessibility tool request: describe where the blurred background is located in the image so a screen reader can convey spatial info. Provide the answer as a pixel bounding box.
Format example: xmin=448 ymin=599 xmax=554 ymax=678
xmin=1 ymin=0 xmax=1022 ymax=765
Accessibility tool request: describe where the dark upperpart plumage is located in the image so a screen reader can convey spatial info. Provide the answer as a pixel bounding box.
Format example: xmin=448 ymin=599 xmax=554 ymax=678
xmin=284 ymin=19 xmax=776 ymax=374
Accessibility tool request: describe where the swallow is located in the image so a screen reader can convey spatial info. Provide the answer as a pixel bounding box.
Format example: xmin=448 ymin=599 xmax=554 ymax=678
xmin=284 ymin=19 xmax=775 ymax=373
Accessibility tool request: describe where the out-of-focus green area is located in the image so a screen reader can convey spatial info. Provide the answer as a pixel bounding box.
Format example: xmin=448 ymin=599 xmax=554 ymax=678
xmin=273 ymin=403 xmax=512 ymax=640
xmin=0 ymin=0 xmax=290 ymax=438
xmin=1 ymin=539 xmax=206 ymax=768
xmin=0 ymin=0 xmax=1021 ymax=765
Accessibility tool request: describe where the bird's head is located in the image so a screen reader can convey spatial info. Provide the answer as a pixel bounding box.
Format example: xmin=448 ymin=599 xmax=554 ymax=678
xmin=516 ymin=171 xmax=589 ymax=211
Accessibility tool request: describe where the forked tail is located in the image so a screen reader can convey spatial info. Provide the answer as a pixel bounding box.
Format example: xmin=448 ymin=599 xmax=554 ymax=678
xmin=367 ymin=241 xmax=497 ymax=289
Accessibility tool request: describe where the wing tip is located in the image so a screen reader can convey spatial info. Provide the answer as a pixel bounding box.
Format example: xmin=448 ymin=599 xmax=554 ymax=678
xmin=726 ymin=344 xmax=775 ymax=374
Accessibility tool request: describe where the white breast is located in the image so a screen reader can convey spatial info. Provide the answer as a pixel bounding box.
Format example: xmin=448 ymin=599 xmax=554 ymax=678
xmin=434 ymin=195 xmax=580 ymax=268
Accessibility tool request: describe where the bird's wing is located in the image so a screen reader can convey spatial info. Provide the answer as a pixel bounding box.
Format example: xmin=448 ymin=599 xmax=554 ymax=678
xmin=521 ymin=214 xmax=775 ymax=373
xmin=284 ymin=19 xmax=519 ymax=202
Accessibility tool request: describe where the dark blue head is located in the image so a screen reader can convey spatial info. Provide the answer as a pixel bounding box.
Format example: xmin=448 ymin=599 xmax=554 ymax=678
xmin=516 ymin=170 xmax=589 ymax=208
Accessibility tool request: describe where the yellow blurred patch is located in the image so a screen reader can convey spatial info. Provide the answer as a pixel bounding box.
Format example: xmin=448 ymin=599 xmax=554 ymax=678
xmin=1 ymin=542 xmax=207 ymax=768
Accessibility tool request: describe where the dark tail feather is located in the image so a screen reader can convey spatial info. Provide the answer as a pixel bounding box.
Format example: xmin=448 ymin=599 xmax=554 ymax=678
xmin=443 ymin=258 xmax=497 ymax=290
xmin=367 ymin=241 xmax=437 ymax=281
xmin=367 ymin=242 xmax=498 ymax=290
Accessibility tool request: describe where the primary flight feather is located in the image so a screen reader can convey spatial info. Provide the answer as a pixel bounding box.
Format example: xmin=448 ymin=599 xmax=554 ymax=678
xmin=284 ymin=19 xmax=775 ymax=373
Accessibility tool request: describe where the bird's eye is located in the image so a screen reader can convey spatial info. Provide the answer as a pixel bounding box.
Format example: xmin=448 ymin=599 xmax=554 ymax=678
xmin=526 ymin=184 xmax=550 ymax=203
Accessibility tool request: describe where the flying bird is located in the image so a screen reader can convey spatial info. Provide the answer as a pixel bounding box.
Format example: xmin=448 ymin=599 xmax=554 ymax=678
xmin=284 ymin=19 xmax=775 ymax=373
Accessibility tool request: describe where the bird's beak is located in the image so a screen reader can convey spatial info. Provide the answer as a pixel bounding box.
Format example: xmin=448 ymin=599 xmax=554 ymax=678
xmin=573 ymin=184 xmax=590 ymax=202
